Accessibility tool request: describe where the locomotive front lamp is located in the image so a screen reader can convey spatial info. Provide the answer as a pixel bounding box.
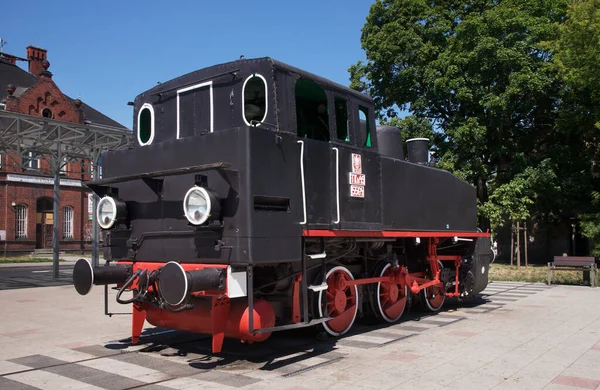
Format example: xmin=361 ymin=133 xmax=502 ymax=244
xmin=183 ymin=186 xmax=220 ymax=225
xmin=97 ymin=196 xmax=127 ymax=229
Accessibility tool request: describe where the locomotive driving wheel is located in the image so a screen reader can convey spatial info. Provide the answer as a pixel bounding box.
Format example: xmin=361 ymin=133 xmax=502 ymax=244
xmin=422 ymin=260 xmax=445 ymax=312
xmin=369 ymin=262 xmax=408 ymax=323
xmin=315 ymin=265 xmax=358 ymax=336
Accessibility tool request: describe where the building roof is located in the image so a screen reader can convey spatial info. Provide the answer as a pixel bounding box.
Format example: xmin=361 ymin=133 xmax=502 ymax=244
xmin=0 ymin=56 xmax=127 ymax=130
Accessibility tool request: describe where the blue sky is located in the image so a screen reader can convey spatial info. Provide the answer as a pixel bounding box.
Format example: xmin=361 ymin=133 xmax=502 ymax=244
xmin=2 ymin=0 xmax=375 ymax=129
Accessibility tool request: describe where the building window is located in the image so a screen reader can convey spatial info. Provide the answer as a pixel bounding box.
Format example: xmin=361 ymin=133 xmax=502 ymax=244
xmin=15 ymin=204 xmax=27 ymax=239
xmin=22 ymin=152 xmax=38 ymax=169
xmin=63 ymin=206 xmax=73 ymax=239
xmin=42 ymin=108 xmax=54 ymax=119
xmin=242 ymin=74 xmax=268 ymax=126
xmin=137 ymin=103 xmax=155 ymax=146
xmin=60 ymin=156 xmax=68 ymax=175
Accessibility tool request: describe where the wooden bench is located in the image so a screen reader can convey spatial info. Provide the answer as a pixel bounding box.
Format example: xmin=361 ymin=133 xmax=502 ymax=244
xmin=547 ymin=256 xmax=597 ymax=287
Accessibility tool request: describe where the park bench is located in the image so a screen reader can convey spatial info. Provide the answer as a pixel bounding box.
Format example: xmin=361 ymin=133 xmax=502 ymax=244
xmin=547 ymin=256 xmax=597 ymax=287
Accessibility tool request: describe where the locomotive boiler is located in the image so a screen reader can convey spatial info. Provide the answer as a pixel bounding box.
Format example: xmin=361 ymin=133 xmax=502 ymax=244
xmin=73 ymin=57 xmax=492 ymax=353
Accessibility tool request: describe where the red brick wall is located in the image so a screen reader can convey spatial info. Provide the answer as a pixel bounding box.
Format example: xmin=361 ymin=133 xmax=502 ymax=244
xmin=7 ymin=75 xmax=82 ymax=123
xmin=0 ymin=182 xmax=92 ymax=252
xmin=0 ymin=50 xmax=98 ymax=254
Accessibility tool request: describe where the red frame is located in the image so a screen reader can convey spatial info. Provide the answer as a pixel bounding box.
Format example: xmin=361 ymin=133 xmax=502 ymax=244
xmin=303 ymin=229 xmax=490 ymax=238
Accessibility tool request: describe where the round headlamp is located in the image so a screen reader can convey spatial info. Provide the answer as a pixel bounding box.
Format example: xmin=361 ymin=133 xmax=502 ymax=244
xmin=183 ymin=186 xmax=220 ymax=225
xmin=97 ymin=196 xmax=127 ymax=229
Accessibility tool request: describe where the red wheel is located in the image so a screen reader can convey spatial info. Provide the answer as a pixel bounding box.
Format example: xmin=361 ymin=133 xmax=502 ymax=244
xmin=422 ymin=260 xmax=445 ymax=312
xmin=370 ymin=263 xmax=407 ymax=323
xmin=317 ymin=266 xmax=358 ymax=336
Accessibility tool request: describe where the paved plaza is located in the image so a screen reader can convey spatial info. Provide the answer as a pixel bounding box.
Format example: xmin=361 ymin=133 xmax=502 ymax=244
xmin=0 ymin=264 xmax=599 ymax=389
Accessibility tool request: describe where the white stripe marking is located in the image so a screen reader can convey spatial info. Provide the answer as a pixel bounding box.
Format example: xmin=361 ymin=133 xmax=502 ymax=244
xmin=78 ymin=357 xmax=171 ymax=383
xmin=6 ymin=370 xmax=104 ymax=389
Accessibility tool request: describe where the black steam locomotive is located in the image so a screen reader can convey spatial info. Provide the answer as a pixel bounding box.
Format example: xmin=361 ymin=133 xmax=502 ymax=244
xmin=73 ymin=57 xmax=492 ymax=353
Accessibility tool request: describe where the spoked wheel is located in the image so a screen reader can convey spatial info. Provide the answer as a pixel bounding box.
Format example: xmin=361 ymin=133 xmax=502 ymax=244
xmin=370 ymin=262 xmax=408 ymax=323
xmin=421 ymin=260 xmax=445 ymax=312
xmin=315 ymin=265 xmax=358 ymax=336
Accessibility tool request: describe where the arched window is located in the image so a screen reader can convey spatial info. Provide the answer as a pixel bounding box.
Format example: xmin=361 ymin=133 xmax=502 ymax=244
xmin=137 ymin=103 xmax=155 ymax=146
xmin=242 ymin=74 xmax=268 ymax=126
xmin=15 ymin=204 xmax=27 ymax=239
xmin=63 ymin=206 xmax=73 ymax=239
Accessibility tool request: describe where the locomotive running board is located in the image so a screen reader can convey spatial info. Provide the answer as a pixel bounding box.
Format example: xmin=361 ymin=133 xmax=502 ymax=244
xmin=84 ymin=162 xmax=233 ymax=190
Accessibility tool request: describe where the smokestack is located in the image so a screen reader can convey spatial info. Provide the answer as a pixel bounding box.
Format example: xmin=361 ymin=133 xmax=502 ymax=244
xmin=406 ymin=138 xmax=430 ymax=165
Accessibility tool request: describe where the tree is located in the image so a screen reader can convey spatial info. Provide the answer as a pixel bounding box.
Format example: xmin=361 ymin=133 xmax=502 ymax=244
xmin=553 ymin=0 xmax=600 ymax=254
xmin=350 ymin=0 xmax=569 ymax=230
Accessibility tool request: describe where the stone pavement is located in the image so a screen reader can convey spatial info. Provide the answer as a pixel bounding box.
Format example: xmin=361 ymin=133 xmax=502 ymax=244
xmin=0 ymin=280 xmax=599 ymax=389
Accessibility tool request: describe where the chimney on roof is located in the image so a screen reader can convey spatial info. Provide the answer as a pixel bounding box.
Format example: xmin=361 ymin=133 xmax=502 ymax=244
xmin=26 ymin=45 xmax=48 ymax=76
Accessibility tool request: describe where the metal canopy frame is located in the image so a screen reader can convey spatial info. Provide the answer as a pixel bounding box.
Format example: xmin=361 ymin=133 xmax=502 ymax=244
xmin=0 ymin=110 xmax=132 ymax=277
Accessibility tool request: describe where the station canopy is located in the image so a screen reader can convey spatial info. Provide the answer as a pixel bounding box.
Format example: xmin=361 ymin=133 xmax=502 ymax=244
xmin=0 ymin=110 xmax=132 ymax=169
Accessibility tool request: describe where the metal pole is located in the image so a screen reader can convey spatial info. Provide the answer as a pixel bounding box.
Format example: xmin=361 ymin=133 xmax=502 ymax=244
xmin=524 ymin=221 xmax=528 ymax=267
xmin=510 ymin=221 xmax=514 ymax=266
xmin=91 ymin=151 xmax=99 ymax=267
xmin=52 ymin=149 xmax=61 ymax=279
xmin=516 ymin=221 xmax=521 ymax=268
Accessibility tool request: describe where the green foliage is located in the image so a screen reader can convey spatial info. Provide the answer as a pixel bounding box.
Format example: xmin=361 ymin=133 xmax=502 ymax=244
xmin=351 ymin=0 xmax=600 ymax=242
xmin=580 ymin=192 xmax=600 ymax=256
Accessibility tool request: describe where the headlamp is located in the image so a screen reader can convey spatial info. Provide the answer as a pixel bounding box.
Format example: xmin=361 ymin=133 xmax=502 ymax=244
xmin=183 ymin=186 xmax=220 ymax=225
xmin=96 ymin=196 xmax=126 ymax=229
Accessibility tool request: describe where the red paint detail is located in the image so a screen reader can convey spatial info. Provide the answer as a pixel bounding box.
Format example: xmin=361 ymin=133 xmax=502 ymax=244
xmin=144 ymin=298 xmax=275 ymax=347
xmin=552 ymin=376 xmax=600 ymax=389
xmin=351 ymin=153 xmax=362 ymax=173
xmin=375 ymin=265 xmax=408 ymax=321
xmin=591 ymin=344 xmax=600 ymax=351
xmin=131 ymin=304 xmax=147 ymax=345
xmin=345 ymin=275 xmax=392 ymax=286
xmin=408 ymin=277 xmax=443 ymax=294
xmin=117 ymin=261 xmax=228 ymax=297
xmin=324 ymin=268 xmax=357 ymax=334
xmin=302 ymin=230 xmax=490 ymax=238
xmin=326 ymin=304 xmax=357 ymax=333
xmin=292 ymin=274 xmax=302 ymax=323
xmin=211 ymin=297 xmax=230 ymax=354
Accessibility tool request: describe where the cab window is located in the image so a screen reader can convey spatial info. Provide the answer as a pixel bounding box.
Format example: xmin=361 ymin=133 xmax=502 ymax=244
xmin=359 ymin=105 xmax=371 ymax=147
xmin=335 ymin=97 xmax=350 ymax=142
xmin=243 ymin=74 xmax=267 ymax=126
xmin=295 ymin=79 xmax=330 ymax=141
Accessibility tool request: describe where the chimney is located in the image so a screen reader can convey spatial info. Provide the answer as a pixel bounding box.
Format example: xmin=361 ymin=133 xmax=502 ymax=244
xmin=26 ymin=45 xmax=47 ymax=76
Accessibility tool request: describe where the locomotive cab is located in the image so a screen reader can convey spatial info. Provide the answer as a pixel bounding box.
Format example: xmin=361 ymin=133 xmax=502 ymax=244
xmin=74 ymin=57 xmax=492 ymax=353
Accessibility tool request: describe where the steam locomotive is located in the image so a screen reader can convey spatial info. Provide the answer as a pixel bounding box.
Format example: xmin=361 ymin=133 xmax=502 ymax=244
xmin=73 ymin=57 xmax=492 ymax=353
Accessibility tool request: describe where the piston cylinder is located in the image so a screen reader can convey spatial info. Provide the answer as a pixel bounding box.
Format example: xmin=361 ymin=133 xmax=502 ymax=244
xmin=145 ymin=298 xmax=276 ymax=343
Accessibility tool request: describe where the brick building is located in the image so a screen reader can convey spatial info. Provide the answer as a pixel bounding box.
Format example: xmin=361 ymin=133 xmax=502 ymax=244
xmin=0 ymin=45 xmax=129 ymax=254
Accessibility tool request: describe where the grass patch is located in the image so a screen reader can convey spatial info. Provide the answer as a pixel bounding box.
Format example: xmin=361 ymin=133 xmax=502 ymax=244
xmin=489 ymin=263 xmax=597 ymax=285
xmin=0 ymin=257 xmax=66 ymax=264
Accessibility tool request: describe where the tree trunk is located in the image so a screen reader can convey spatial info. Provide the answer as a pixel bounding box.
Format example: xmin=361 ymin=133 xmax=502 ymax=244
xmin=510 ymin=221 xmax=514 ymax=266
xmin=476 ymin=175 xmax=490 ymax=231
xmin=517 ymin=221 xmax=521 ymax=268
